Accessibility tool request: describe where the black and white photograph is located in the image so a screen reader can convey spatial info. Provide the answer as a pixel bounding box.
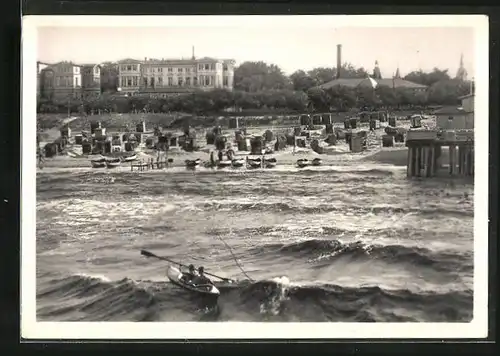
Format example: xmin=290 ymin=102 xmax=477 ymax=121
xmin=22 ymin=15 xmax=489 ymax=339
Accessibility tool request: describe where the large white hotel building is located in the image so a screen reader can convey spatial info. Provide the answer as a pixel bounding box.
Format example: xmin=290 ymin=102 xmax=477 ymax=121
xmin=117 ymin=55 xmax=235 ymax=97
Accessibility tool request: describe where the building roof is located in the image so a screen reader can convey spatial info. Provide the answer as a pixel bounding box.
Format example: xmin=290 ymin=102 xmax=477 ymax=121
xmin=144 ymin=59 xmax=198 ymax=65
xmin=319 ymin=77 xmax=428 ymax=90
xmin=116 ymin=58 xmax=143 ymax=64
xmin=432 ymin=106 xmax=469 ymax=115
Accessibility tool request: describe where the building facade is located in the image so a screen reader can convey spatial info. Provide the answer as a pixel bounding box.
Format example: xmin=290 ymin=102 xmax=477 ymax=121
xmin=117 ymin=56 xmax=236 ymax=97
xmin=433 ymin=94 xmax=474 ymax=130
xmin=80 ymin=64 xmax=102 ymax=99
xmin=38 ymin=61 xmax=102 ymax=101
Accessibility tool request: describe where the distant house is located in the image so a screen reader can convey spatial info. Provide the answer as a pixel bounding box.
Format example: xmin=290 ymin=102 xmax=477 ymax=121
xmin=432 ymin=93 xmax=474 ymax=130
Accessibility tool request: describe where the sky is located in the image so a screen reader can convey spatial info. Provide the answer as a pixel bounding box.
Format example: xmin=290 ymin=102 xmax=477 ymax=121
xmin=37 ymin=21 xmax=475 ymax=79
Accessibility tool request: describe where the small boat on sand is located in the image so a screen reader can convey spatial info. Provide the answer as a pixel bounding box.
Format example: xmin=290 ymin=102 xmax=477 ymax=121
xmin=311 ymin=158 xmax=322 ymax=166
xmin=231 ymin=158 xmax=245 ymax=168
xmin=217 ymin=160 xmax=232 ymax=169
xmin=185 ymin=158 xmax=201 ymax=168
xmin=296 ymin=159 xmax=310 ymax=168
xmin=90 ymin=157 xmax=106 ymax=168
xmin=247 ymin=157 xmax=262 ymax=169
xmin=264 ymin=157 xmax=277 ymax=168
xmin=105 ymin=157 xmax=121 ymax=168
xmin=121 ymin=153 xmax=137 ymax=162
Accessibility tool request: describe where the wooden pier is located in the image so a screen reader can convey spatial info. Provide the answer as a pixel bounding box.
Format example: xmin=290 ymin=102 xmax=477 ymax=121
xmin=405 ymin=129 xmax=474 ymax=178
xmin=130 ymin=158 xmax=172 ymax=171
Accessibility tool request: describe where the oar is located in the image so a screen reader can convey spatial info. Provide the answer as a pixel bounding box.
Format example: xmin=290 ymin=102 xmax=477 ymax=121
xmin=140 ymin=249 xmax=234 ymax=282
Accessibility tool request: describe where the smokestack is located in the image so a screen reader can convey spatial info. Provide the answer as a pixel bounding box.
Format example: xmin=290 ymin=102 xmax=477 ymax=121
xmin=336 ymin=44 xmax=342 ymax=79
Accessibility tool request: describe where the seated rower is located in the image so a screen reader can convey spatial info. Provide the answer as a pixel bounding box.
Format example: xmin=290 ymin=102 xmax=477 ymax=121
xmin=191 ymin=266 xmax=212 ymax=286
xmin=181 ymin=264 xmax=197 ymax=283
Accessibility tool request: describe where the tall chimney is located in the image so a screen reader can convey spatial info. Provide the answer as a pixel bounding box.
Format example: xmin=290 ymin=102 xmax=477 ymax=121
xmin=336 ymin=44 xmax=342 ymax=79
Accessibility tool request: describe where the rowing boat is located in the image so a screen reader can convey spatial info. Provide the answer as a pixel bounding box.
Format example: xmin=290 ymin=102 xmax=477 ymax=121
xmin=166 ymin=265 xmax=220 ymax=296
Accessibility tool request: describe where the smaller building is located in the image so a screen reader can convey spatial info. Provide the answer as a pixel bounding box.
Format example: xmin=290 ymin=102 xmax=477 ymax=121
xmin=38 ymin=61 xmax=103 ymax=100
xmin=433 ymin=94 xmax=474 ymax=130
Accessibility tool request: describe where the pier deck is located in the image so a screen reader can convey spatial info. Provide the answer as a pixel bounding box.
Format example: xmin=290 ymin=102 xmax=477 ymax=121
xmin=405 ymin=129 xmax=474 ymax=178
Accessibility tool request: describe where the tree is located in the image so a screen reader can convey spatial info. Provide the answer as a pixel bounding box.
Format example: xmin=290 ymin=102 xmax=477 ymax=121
xmin=307 ymin=67 xmax=336 ymax=85
xmin=403 ymin=68 xmax=451 ymax=87
xmin=339 ymin=63 xmax=369 ymax=79
xmin=234 ymin=61 xmax=292 ymax=92
xmin=100 ymin=62 xmax=119 ymax=93
xmin=306 ymin=87 xmax=331 ymax=112
xmin=325 ymin=85 xmax=357 ymax=111
xmin=290 ymin=70 xmax=318 ymax=92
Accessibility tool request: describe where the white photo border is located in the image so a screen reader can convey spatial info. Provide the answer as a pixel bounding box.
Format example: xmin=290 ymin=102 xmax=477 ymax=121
xmin=21 ymin=14 xmax=490 ymax=340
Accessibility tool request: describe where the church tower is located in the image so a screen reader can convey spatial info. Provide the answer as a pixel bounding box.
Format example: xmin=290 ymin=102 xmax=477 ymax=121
xmin=372 ymin=60 xmax=382 ymax=79
xmin=394 ymin=66 xmax=401 ymax=79
xmin=455 ymin=53 xmax=468 ymax=81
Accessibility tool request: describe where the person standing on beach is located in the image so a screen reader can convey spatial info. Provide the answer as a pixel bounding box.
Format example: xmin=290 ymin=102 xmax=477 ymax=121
xmin=210 ymin=151 xmax=216 ymax=167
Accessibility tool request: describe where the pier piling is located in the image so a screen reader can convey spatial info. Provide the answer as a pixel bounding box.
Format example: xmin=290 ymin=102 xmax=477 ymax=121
xmin=406 ymin=129 xmax=473 ymax=179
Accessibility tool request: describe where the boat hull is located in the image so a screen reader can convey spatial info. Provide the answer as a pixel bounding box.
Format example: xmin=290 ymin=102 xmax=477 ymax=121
xmin=185 ymin=159 xmax=201 ymax=168
xmin=297 ymin=160 xmax=310 ymax=168
xmin=232 ymin=160 xmax=245 ymax=168
xmin=91 ymin=161 xmax=106 ymax=168
xmin=217 ymin=161 xmax=232 ymax=168
xmin=167 ymin=266 xmax=220 ymax=296
xmin=122 ymin=154 xmax=137 ymax=162
xmin=106 ymin=160 xmax=121 ymax=168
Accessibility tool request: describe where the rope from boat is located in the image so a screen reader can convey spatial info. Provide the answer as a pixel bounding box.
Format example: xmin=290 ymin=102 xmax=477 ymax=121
xmin=217 ymin=235 xmax=254 ymax=282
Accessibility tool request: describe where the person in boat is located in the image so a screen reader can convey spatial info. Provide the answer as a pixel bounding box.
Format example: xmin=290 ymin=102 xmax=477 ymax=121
xmin=192 ymin=266 xmax=213 ymax=286
xmin=181 ymin=264 xmax=197 ymax=283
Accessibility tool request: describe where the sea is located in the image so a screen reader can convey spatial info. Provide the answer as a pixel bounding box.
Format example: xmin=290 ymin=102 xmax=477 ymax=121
xmin=36 ymin=162 xmax=474 ymax=322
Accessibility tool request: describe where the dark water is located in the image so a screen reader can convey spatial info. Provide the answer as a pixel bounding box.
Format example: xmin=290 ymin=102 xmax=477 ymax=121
xmin=36 ymin=164 xmax=474 ymax=322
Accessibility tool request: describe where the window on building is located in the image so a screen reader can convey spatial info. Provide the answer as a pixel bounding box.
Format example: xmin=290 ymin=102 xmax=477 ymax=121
xmin=178 ymin=78 xmax=184 ymax=86
xmin=194 ymin=77 xmax=198 ymax=86
xmin=158 ymin=77 xmax=162 ymax=85
xmin=168 ymin=77 xmax=173 ymax=86
xmin=186 ymin=77 xmax=191 ymax=86
xmin=159 ymin=67 xmax=163 ymax=73
xmin=75 ymin=67 xmax=79 ymax=73
xmin=127 ymin=78 xmax=132 ymax=86
xmin=205 ymin=64 xmax=210 ymax=70
xmin=150 ymin=77 xmax=154 ymax=87
xmin=143 ymin=78 xmax=148 ymax=87
xmin=127 ymin=65 xmax=131 ymax=71
xmin=205 ymin=76 xmax=210 ymax=86
xmin=223 ymin=76 xmax=228 ymax=86
xmin=186 ymin=67 xmax=191 ymax=73
xmin=178 ymin=68 xmax=182 ymax=73
xmin=75 ymin=77 xmax=79 ymax=86
xmin=223 ymin=64 xmax=228 ymax=71
xmin=168 ymin=67 xmax=173 ymax=73
xmin=133 ymin=77 xmax=138 ymax=86
xmin=198 ymin=64 xmax=203 ymax=71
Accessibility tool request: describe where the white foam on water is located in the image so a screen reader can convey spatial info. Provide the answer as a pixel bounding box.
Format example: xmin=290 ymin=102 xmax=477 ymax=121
xmin=74 ymin=272 xmax=111 ymax=283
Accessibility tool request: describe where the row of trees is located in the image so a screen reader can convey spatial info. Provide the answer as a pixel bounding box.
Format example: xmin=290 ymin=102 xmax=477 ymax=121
xmin=39 ymin=60 xmax=471 ymax=114
xmin=37 ymin=77 xmax=470 ymax=115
